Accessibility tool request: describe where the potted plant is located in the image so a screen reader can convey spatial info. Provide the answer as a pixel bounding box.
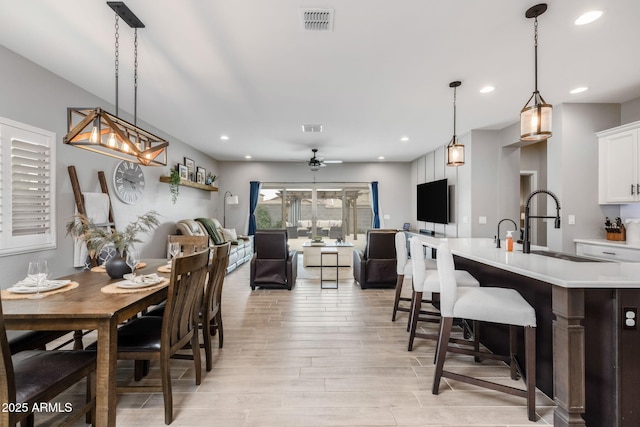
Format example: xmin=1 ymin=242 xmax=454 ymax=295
xmin=206 ymin=172 xmax=217 ymax=185
xmin=66 ymin=211 xmax=160 ymax=278
xmin=169 ymin=169 xmax=181 ymax=204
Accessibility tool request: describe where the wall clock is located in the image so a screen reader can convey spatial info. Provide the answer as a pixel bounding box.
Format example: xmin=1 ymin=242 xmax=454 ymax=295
xmin=113 ymin=160 xmax=145 ymax=204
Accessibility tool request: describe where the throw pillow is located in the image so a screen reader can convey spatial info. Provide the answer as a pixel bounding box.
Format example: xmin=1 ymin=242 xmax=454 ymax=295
xmin=221 ymin=228 xmax=238 ymax=241
xmin=196 ymin=218 xmax=225 ymax=245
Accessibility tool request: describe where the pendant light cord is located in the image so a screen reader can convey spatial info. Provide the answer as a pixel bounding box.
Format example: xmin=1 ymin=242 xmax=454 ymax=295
xmin=134 ymin=28 xmax=138 ymax=127
xmin=453 ymin=85 xmax=457 ymax=139
xmin=534 ymin=16 xmax=539 ymax=94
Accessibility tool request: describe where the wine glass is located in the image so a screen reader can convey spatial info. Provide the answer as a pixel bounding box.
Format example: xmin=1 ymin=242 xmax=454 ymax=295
xmin=168 ymin=242 xmax=180 ymax=262
xmin=27 ymin=259 xmax=48 ymax=299
xmin=126 ymin=249 xmax=140 ymax=281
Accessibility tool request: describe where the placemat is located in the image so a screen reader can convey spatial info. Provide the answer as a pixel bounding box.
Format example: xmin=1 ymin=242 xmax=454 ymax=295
xmin=100 ymin=278 xmax=169 ymax=294
xmin=1 ymin=281 xmax=79 ymax=300
xmin=90 ymin=262 xmax=148 ymax=273
xmin=157 ymin=264 xmax=171 ymax=273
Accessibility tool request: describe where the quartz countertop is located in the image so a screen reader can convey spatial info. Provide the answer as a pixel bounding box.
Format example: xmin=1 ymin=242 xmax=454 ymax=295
xmin=574 ymin=238 xmax=640 ymax=250
xmin=410 ymin=235 xmax=640 ymax=289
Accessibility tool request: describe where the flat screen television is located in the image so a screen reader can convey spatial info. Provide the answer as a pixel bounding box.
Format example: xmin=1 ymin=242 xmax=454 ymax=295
xmin=417 ymin=179 xmax=449 ymax=224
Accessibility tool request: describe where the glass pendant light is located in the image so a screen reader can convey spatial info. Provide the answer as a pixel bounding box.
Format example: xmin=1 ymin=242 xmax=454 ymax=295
xmin=520 ymin=3 xmax=552 ymax=142
xmin=446 ymin=81 xmax=464 ymax=167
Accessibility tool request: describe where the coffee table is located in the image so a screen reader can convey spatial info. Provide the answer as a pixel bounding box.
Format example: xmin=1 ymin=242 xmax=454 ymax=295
xmin=302 ymin=242 xmax=354 ymax=267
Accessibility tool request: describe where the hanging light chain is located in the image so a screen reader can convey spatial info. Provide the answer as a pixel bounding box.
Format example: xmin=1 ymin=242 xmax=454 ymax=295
xmin=114 ymin=14 xmax=119 ymax=116
xmin=533 ymin=15 xmax=539 ymax=94
xmin=134 ymin=28 xmax=138 ymax=127
xmin=453 ymin=84 xmax=457 ymax=138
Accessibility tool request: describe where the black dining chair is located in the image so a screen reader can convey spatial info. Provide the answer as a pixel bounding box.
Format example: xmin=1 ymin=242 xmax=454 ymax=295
xmin=0 ymin=295 xmax=96 ymax=427
xmin=96 ymin=249 xmax=210 ymax=425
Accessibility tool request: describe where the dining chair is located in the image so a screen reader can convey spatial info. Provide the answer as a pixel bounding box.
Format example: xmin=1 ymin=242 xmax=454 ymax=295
xmin=148 ymin=242 xmax=231 ymax=372
xmin=0 ymin=295 xmax=96 ymax=427
xmin=167 ymin=234 xmax=209 ymax=256
xmin=407 ymin=237 xmax=480 ymax=351
xmin=432 ymin=243 xmax=538 ymax=421
xmin=93 ymin=249 xmax=210 ymax=425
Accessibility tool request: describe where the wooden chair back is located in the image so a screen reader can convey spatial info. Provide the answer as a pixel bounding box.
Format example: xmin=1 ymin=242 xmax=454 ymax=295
xmin=163 ymin=249 xmax=210 ymax=352
xmin=204 ymin=242 xmax=230 ymax=323
xmin=168 ymin=234 xmax=209 ymax=256
xmin=0 ymin=296 xmax=17 ymax=418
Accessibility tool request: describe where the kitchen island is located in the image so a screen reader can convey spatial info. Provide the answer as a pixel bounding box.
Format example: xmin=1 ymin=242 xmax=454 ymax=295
xmin=410 ymin=235 xmax=640 ymax=427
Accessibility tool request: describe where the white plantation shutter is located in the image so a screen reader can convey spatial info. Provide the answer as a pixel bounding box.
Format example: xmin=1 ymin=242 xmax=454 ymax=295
xmin=0 ymin=118 xmax=56 ymax=255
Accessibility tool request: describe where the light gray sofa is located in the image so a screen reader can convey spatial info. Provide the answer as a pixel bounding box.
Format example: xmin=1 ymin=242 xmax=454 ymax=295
xmin=176 ymin=218 xmax=253 ymax=274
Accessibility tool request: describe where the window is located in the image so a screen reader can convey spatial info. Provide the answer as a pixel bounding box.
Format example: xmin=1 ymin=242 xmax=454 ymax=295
xmin=0 ymin=117 xmax=56 ymax=255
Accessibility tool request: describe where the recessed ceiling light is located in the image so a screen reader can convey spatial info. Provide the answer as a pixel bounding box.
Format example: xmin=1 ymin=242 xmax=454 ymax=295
xmin=574 ymin=10 xmax=603 ymax=26
xmin=400 ymin=137 xmax=409 ymax=142
xmin=570 ymin=87 xmax=588 ymax=94
xmin=480 ymin=86 xmax=495 ymax=93
xmin=220 ymin=135 xmax=229 ymax=140
xmin=244 ymin=155 xmax=252 ymax=159
xmin=378 ymin=156 xmax=385 ymax=160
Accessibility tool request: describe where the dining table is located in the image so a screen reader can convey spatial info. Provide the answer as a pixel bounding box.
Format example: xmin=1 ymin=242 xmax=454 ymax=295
xmin=2 ymin=259 xmax=170 ymax=427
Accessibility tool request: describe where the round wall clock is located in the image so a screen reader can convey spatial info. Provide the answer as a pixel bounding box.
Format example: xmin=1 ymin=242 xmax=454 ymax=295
xmin=113 ymin=160 xmax=145 ymax=204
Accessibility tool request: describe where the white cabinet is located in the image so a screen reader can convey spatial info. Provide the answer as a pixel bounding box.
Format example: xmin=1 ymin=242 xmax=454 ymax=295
xmin=598 ymin=121 xmax=640 ymax=204
xmin=575 ymin=239 xmax=640 ymax=262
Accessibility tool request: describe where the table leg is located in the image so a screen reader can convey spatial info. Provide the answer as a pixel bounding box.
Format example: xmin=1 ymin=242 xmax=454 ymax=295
xmin=95 ymin=318 xmax=118 ymax=427
xmin=552 ymin=286 xmax=586 ymax=427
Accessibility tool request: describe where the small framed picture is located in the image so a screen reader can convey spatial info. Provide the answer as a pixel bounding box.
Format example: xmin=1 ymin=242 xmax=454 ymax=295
xmin=196 ymin=169 xmax=205 ymax=184
xmin=178 ymin=164 xmax=188 ymax=180
xmin=196 ymin=166 xmax=206 ymax=179
xmin=184 ymin=157 xmax=195 ymax=180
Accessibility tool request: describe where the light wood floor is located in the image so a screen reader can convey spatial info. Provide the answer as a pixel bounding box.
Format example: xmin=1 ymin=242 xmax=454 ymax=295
xmin=47 ymin=261 xmax=555 ymax=426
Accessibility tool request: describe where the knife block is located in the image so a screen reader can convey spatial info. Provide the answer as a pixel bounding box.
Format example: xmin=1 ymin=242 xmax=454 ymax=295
xmin=606 ymin=224 xmax=626 ymax=241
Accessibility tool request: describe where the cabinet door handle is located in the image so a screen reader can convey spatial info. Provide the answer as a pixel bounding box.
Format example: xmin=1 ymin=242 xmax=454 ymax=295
xmin=602 ymin=251 xmax=616 ymax=255
xmin=636 ymin=184 xmax=639 ymax=194
xmin=632 ymin=184 xmax=635 ymax=195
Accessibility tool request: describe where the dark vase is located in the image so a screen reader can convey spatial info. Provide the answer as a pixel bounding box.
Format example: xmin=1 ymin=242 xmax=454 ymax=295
xmin=104 ymin=254 xmax=132 ymax=279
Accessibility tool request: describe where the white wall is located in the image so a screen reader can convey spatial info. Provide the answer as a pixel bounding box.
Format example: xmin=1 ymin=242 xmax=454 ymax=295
xmin=622 ymin=97 xmax=640 ymax=124
xmin=0 ymin=45 xmax=220 ymax=286
xmin=218 ymin=161 xmax=411 ymax=234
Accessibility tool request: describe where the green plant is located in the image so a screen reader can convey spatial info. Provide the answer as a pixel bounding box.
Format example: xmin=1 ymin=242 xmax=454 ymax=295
xmin=169 ymin=169 xmax=181 ymax=204
xmin=206 ymin=172 xmax=217 ymax=185
xmin=66 ymin=211 xmax=160 ymax=257
xmin=256 ymin=205 xmax=272 ymax=229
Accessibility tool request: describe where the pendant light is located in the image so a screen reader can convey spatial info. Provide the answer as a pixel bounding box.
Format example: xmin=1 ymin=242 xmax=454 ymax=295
xmin=520 ymin=3 xmax=552 ymax=142
xmin=446 ymin=81 xmax=464 ymax=167
xmin=63 ymin=2 xmax=168 ymax=166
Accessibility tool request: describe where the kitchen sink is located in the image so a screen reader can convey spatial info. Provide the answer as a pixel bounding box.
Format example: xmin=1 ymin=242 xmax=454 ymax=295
xmin=529 ymin=250 xmax=610 ymax=262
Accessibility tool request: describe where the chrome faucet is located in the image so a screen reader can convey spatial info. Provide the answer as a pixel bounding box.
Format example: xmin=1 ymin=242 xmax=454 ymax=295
xmin=523 ymin=189 xmax=561 ymax=254
xmin=495 ymin=218 xmax=518 ymax=248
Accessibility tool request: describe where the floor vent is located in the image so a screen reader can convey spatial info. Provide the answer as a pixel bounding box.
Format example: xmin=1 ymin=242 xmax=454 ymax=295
xmin=301 ymin=9 xmax=334 ymax=32
xmin=302 ymin=124 xmax=323 ymax=133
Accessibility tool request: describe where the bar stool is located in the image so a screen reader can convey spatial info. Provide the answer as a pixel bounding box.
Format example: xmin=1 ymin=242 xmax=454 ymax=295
xmin=432 ymin=243 xmax=537 ymax=422
xmin=391 ymin=231 xmax=436 ymax=321
xmin=407 ymin=237 xmax=480 ymax=351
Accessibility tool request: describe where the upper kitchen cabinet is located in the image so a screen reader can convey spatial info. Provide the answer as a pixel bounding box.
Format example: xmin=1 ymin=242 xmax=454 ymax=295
xmin=598 ymin=121 xmax=640 ymax=204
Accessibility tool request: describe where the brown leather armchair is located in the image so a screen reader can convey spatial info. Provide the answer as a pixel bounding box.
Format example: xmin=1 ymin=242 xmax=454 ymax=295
xmin=250 ymin=230 xmax=297 ymax=290
xmin=353 ymin=229 xmax=398 ymax=289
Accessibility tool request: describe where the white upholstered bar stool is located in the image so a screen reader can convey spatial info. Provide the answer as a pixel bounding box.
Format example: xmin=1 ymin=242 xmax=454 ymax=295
xmin=432 ymin=243 xmax=537 ymax=422
xmin=391 ymin=232 xmax=436 ymax=322
xmin=407 ymin=237 xmax=480 ymax=351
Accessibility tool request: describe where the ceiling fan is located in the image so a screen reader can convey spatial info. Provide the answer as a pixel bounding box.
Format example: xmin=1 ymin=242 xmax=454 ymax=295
xmin=307 ymin=148 xmax=342 ymax=171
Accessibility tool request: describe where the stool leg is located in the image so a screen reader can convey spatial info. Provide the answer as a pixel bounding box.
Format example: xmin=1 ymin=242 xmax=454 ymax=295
xmin=473 ymin=320 xmax=481 ymax=363
xmin=509 ymin=325 xmax=519 ymax=380
xmin=432 ymin=316 xmax=453 ymax=394
xmin=392 ymin=274 xmax=404 ymax=321
xmin=525 ymin=326 xmax=537 ymax=421
xmin=407 ymin=291 xmax=422 ymax=351
xmin=406 ymin=282 xmax=416 ymax=332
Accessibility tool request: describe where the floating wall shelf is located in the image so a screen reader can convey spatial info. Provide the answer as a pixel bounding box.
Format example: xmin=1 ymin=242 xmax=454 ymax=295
xmin=159 ymin=176 xmax=218 ymax=192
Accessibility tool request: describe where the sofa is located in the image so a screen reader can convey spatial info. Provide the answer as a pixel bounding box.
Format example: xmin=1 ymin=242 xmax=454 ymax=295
xmin=292 ymin=219 xmax=343 ymax=238
xmin=176 ymin=218 xmax=253 ymax=274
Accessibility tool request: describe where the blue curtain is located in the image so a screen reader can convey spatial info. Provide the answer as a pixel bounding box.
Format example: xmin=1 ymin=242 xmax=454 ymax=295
xmin=370 ymin=181 xmax=380 ymax=228
xmin=248 ymin=181 xmax=261 ymax=235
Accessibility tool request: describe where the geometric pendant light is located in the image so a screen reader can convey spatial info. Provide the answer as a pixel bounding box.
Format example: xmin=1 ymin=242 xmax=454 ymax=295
xmin=520 ymin=3 xmax=552 ymax=142
xmin=446 ymin=81 xmax=464 ymax=167
xmin=63 ymin=2 xmax=168 ymax=166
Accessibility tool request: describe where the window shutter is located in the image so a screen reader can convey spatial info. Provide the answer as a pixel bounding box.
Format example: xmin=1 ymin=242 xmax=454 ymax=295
xmin=0 ymin=118 xmax=56 ymax=255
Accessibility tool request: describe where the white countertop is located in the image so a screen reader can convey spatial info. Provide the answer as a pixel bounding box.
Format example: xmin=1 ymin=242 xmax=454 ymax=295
xmin=574 ymin=238 xmax=640 ymax=250
xmin=411 ymin=235 xmax=640 ymax=289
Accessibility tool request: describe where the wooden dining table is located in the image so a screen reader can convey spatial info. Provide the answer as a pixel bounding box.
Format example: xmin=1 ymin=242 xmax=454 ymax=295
xmin=2 ymin=259 xmax=170 ymax=427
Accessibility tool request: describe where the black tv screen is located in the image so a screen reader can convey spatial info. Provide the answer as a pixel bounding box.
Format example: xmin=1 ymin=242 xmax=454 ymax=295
xmin=417 ymin=179 xmax=449 ymax=224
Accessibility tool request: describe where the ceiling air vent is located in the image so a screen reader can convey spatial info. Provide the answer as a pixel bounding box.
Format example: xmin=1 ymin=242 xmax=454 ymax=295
xmin=302 ymin=124 xmax=323 ymax=133
xmin=301 ymin=9 xmax=334 ymax=32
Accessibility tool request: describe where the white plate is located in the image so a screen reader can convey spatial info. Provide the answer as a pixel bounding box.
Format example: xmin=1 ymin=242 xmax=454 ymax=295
xmin=7 ymin=280 xmax=71 ymax=294
xmin=116 ymin=276 xmax=163 ymax=289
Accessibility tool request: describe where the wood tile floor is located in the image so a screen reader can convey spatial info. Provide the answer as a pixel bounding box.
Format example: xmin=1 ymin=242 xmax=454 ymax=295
xmin=47 ymin=261 xmax=555 ymax=426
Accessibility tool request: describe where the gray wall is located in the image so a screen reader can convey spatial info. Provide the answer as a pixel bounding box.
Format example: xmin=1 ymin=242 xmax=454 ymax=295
xmin=0 ymin=45 xmax=220 ymax=286
xmin=622 ymin=97 xmax=640 ymax=124
xmin=218 ymin=161 xmax=411 ymax=234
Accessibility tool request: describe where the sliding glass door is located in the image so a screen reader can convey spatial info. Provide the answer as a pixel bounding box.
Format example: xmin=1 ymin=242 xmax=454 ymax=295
xmin=256 ymin=183 xmax=371 ymax=241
